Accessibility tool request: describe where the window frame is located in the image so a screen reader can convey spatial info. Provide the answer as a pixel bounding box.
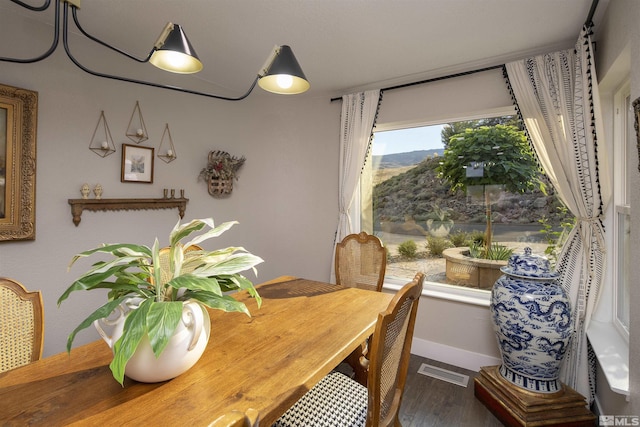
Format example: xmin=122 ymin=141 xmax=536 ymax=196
xmin=614 ymin=204 xmax=630 ymax=337
xmin=356 ymin=106 xmax=522 ymax=307
xmin=612 ymin=85 xmax=631 ymax=340
xmin=586 ymin=79 xmax=630 ymax=397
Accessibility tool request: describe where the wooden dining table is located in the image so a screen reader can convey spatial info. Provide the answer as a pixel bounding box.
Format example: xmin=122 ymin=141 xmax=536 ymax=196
xmin=0 ymin=277 xmax=394 ymax=426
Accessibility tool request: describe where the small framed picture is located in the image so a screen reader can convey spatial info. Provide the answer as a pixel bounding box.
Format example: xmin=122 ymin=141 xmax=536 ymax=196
xmin=121 ymin=144 xmax=154 ymax=183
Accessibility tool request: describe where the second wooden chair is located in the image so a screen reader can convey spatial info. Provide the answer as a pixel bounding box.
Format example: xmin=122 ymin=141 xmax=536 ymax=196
xmin=335 ymin=231 xmax=387 ymax=385
xmin=274 ymin=272 xmax=425 ymax=427
xmin=335 ymin=231 xmax=387 ymax=292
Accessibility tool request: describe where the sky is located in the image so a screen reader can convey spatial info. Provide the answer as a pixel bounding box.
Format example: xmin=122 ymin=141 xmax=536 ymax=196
xmin=372 ymin=125 xmax=445 ymax=156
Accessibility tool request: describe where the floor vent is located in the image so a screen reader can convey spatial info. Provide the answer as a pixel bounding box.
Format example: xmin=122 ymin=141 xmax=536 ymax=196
xmin=417 ymin=363 xmax=469 ymax=388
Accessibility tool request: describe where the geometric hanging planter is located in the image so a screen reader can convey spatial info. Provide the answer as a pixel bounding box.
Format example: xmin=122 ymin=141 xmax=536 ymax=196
xmin=88 ymin=111 xmax=116 ymax=157
xmin=125 ymin=100 xmax=149 ymax=144
xmin=157 ymin=123 xmax=177 ymax=163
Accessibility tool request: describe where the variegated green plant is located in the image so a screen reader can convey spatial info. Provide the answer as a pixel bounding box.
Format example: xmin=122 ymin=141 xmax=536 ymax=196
xmin=58 ymin=217 xmax=263 ymax=385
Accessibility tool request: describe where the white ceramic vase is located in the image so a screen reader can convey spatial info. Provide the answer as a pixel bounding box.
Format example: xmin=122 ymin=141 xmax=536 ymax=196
xmin=94 ymin=298 xmax=211 ymax=383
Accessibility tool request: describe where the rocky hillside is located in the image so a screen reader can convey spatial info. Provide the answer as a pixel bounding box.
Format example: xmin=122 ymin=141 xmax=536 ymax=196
xmin=372 ymin=149 xmax=443 ymax=168
xmin=373 ymin=156 xmax=568 ymax=229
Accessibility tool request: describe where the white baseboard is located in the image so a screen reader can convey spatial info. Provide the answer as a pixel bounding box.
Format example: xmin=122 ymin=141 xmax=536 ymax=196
xmin=411 ymin=337 xmax=501 ymax=372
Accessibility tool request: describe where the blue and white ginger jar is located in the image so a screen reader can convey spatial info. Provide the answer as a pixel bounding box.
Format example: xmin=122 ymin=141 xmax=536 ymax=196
xmin=490 ymin=247 xmax=572 ymax=394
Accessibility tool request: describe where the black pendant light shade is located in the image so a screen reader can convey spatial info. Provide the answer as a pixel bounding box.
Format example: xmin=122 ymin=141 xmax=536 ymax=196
xmin=258 ymin=45 xmax=310 ymax=95
xmin=150 ymin=23 xmax=203 ymax=74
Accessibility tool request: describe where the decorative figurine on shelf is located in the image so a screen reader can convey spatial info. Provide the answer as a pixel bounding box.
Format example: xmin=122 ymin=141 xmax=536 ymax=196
xmin=81 ymin=183 xmax=90 ymax=199
xmin=198 ymin=150 xmax=246 ymax=198
xmin=93 ymin=184 xmax=103 ymax=200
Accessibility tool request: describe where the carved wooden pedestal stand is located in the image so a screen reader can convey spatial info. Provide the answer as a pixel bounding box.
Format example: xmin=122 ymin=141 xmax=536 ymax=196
xmin=474 ymin=366 xmax=596 ymax=427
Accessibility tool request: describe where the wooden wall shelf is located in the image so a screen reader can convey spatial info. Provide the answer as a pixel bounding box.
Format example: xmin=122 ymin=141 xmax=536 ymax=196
xmin=68 ymin=198 xmax=188 ymax=226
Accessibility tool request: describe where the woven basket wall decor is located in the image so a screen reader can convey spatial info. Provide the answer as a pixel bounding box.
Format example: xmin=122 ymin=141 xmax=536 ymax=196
xmin=199 ymin=150 xmax=245 ymax=198
xmin=208 ymin=178 xmax=234 ymax=196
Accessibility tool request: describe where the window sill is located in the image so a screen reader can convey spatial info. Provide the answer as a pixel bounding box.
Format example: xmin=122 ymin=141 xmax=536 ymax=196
xmin=587 ymin=320 xmax=629 ymax=396
xmin=383 ymin=277 xmax=490 ymax=307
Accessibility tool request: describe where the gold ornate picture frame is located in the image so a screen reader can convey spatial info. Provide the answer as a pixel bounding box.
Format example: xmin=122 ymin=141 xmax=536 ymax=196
xmin=0 ymin=83 xmax=37 ymax=241
xmin=634 ymin=97 xmax=640 ymax=174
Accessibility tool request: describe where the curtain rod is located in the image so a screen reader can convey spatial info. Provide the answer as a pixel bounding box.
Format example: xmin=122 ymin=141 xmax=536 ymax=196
xmin=584 ymin=0 xmax=599 ymax=27
xmin=330 ymin=64 xmax=503 ymax=102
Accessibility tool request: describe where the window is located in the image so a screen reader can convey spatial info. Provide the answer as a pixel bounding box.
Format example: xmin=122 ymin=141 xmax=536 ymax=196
xmin=613 ymin=87 xmax=631 ymax=337
xmin=360 ymin=114 xmax=572 ymax=293
xmin=586 ymin=80 xmax=631 ymax=397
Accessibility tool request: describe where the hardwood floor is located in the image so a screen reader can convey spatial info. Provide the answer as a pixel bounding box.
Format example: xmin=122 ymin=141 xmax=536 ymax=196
xmin=399 ymin=355 xmax=503 ymax=427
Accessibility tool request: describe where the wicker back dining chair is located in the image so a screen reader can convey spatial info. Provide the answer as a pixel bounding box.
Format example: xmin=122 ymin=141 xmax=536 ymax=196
xmin=273 ymin=272 xmax=425 ymax=427
xmin=157 ymin=245 xmax=204 ymax=283
xmin=335 ymin=231 xmax=387 ymax=385
xmin=155 ymin=245 xmax=205 ymax=300
xmin=0 ymin=277 xmax=44 ymax=373
xmin=335 ymin=231 xmax=387 ymax=292
xmin=208 ymin=409 xmax=259 ymax=427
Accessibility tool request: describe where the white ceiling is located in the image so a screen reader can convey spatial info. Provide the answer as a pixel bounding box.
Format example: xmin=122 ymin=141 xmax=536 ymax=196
xmin=4 ymin=0 xmax=607 ymax=99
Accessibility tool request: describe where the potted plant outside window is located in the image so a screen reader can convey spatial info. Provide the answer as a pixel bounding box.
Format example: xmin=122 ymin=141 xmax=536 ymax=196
xmin=58 ymin=217 xmax=263 ymax=385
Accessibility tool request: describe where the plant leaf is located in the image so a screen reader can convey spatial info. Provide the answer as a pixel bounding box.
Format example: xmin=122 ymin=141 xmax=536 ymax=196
xmin=183 ymin=220 xmax=237 ymax=248
xmin=75 ymin=255 xmax=153 ymax=277
xmin=180 ymin=248 xmax=238 ymax=274
xmin=146 ymin=301 xmax=183 ymax=357
xmin=169 ymin=218 xmax=210 ymax=246
xmin=167 ymin=274 xmax=223 ymax=295
xmin=68 ymin=243 xmax=152 ymax=270
xmin=110 ymin=299 xmax=153 ymax=386
xmin=228 ymin=275 xmax=262 ymax=308
xmin=194 ymin=253 xmax=264 ymax=276
xmin=215 ymin=275 xmax=262 ymax=308
xmin=187 ymin=292 xmax=251 ymax=316
xmin=151 ymin=239 xmax=163 ymax=298
xmin=169 ymin=243 xmax=185 ymax=279
xmin=65 ymin=297 xmax=129 ymax=352
xmin=58 ymin=265 xmax=133 ymax=305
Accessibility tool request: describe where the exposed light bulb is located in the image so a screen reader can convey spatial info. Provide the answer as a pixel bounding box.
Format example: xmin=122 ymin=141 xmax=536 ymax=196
xmin=276 ymin=75 xmax=293 ymax=89
xmin=151 ymin=51 xmax=201 ymax=73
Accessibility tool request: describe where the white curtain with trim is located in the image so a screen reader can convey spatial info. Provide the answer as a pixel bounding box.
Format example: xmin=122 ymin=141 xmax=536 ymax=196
xmin=505 ymin=27 xmax=611 ymax=403
xmin=330 ymin=90 xmax=381 ymax=282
